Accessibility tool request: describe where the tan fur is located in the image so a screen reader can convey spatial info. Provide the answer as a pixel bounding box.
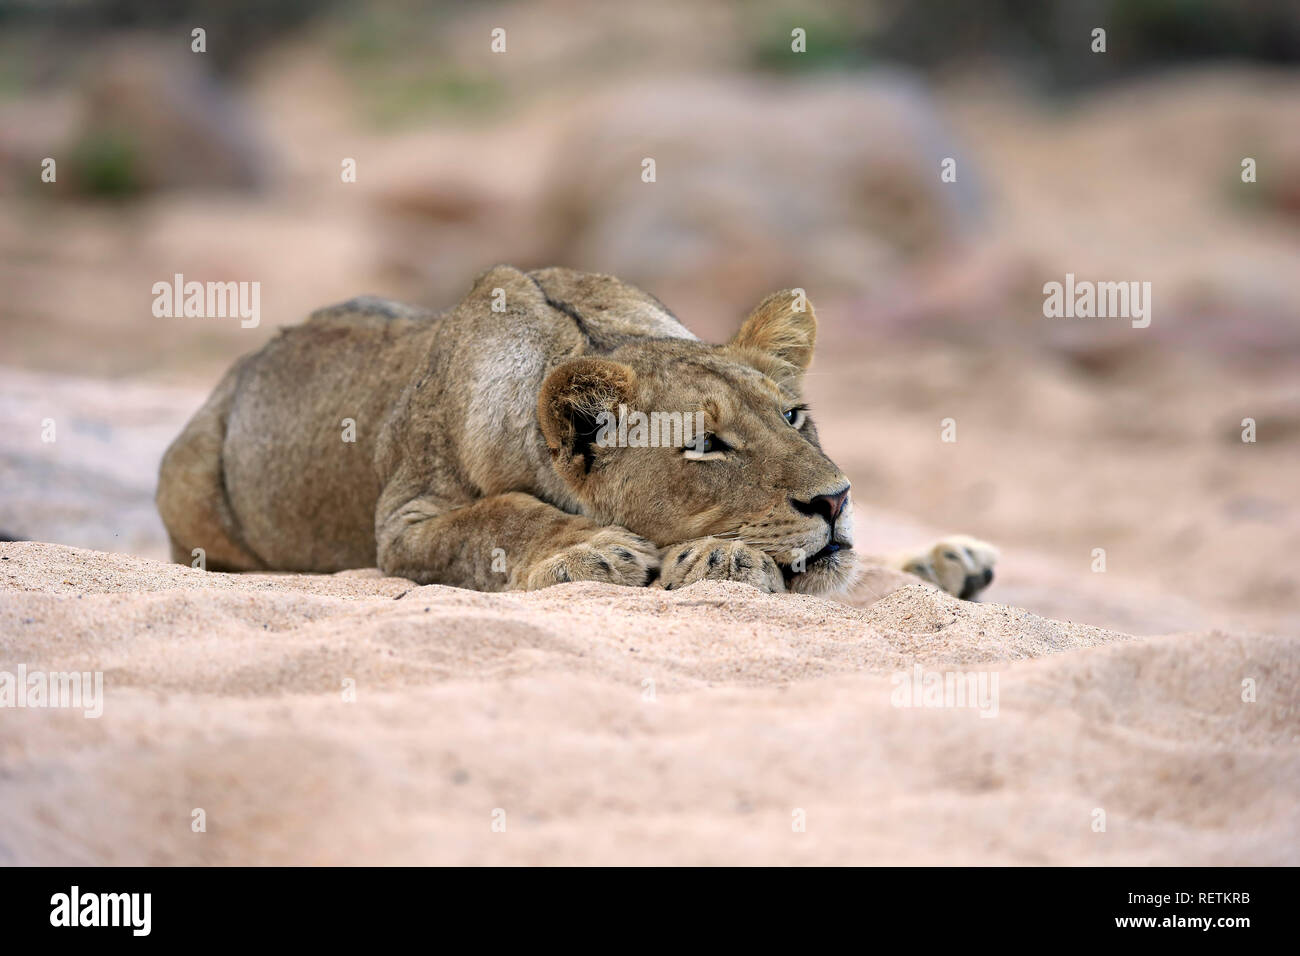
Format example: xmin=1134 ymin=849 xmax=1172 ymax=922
xmin=895 ymin=535 xmax=999 ymax=601
xmin=157 ymin=266 xmax=996 ymax=598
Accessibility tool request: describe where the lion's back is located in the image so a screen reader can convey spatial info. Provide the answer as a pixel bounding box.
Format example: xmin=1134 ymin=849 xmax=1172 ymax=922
xmin=221 ymin=300 xmax=439 ymax=569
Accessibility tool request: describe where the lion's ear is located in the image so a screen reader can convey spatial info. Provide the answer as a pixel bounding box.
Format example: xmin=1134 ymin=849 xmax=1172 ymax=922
xmin=538 ymin=358 xmax=637 ymax=477
xmin=730 ymin=290 xmax=817 ymax=371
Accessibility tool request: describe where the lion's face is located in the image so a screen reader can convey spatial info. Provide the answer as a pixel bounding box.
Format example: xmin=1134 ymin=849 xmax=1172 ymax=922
xmin=539 ymin=291 xmax=858 ymax=594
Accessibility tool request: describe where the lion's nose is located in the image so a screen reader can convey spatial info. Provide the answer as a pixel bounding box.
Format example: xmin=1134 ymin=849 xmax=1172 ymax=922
xmin=793 ymin=486 xmax=850 ymax=525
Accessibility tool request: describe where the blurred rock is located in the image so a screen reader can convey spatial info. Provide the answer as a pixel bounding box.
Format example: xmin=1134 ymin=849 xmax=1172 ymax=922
xmin=541 ymin=73 xmax=982 ymax=318
xmin=0 ymin=94 xmax=79 ymax=196
xmin=67 ymin=38 xmax=269 ymax=195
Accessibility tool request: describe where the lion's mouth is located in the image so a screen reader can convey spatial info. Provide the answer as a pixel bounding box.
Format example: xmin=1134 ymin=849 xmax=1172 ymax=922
xmin=778 ymin=542 xmax=850 ymax=584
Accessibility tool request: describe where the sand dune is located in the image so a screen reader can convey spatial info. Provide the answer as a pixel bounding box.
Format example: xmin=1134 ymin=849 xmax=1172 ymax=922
xmin=2 ymin=540 xmax=1294 ymax=865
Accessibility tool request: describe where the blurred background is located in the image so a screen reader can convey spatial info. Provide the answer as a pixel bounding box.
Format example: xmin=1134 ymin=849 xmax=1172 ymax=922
xmin=1 ymin=0 xmax=1297 ymax=635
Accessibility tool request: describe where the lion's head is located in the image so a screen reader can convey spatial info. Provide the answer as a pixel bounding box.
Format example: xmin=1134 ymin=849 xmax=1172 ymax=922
xmin=538 ymin=290 xmax=857 ymax=594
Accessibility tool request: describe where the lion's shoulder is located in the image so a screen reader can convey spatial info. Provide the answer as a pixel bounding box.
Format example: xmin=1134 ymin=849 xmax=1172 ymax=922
xmin=525 ymin=267 xmax=697 ymax=348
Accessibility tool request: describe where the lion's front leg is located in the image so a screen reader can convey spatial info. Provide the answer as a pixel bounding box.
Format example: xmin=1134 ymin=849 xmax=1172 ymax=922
xmin=893 ymin=534 xmax=999 ymax=600
xmin=523 ymin=524 xmax=662 ymax=590
xmin=655 ymin=537 xmax=785 ymax=593
xmin=376 ymin=489 xmax=659 ymax=591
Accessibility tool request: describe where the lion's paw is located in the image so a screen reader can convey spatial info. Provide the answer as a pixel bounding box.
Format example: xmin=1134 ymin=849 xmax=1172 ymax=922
xmin=525 ymin=527 xmax=660 ymax=589
xmin=900 ymin=534 xmax=999 ymax=600
xmin=656 ymin=538 xmax=785 ymax=593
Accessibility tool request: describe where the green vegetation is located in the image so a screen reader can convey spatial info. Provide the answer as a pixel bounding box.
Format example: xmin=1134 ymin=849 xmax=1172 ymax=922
xmin=69 ymin=130 xmax=142 ymax=198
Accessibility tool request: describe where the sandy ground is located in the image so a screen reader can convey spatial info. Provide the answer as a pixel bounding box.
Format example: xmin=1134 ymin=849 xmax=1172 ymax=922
xmin=1 ymin=539 xmax=1295 ymax=865
xmin=1 ymin=354 xmax=1296 ymax=865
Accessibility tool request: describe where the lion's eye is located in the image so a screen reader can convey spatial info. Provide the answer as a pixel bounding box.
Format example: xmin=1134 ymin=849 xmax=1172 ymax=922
xmin=784 ymin=407 xmax=807 ymax=428
xmin=682 ymin=433 xmax=730 ymax=460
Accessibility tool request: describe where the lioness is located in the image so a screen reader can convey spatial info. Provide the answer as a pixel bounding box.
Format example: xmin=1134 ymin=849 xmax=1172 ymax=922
xmin=157 ymin=266 xmax=996 ymax=598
